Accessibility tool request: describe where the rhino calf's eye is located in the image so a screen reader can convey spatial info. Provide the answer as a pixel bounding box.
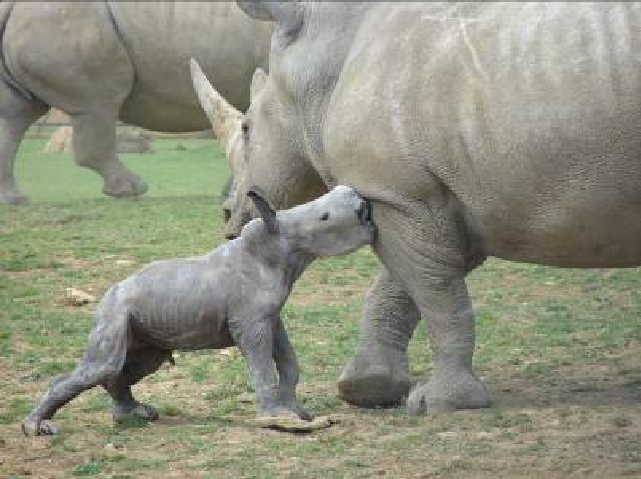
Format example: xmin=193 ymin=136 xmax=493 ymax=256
xmin=320 ymin=213 xmax=330 ymax=221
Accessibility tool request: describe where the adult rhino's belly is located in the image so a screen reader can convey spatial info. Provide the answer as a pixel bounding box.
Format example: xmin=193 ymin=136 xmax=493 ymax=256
xmin=476 ymin=157 xmax=641 ymax=268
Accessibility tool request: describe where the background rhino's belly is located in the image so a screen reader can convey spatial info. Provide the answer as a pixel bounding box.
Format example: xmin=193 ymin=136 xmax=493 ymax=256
xmin=330 ymin=2 xmax=641 ymax=268
xmin=108 ymin=2 xmax=271 ymax=131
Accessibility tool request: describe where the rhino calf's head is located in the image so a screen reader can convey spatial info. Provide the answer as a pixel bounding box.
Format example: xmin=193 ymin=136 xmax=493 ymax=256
xmin=246 ymin=185 xmax=375 ymax=257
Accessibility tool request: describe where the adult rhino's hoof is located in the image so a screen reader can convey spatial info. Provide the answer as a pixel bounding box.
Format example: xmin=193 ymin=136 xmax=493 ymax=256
xmin=112 ymin=402 xmax=159 ymax=424
xmin=0 ymin=190 xmax=28 ymax=205
xmin=103 ymin=174 xmax=148 ymax=198
xmin=338 ymin=356 xmax=411 ymax=407
xmin=406 ymin=373 xmax=491 ymax=416
xmin=22 ymin=417 xmax=59 ymax=437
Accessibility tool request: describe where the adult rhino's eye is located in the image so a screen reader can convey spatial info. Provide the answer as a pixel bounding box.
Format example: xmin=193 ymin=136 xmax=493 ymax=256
xmin=320 ymin=212 xmax=330 ymax=221
xmin=241 ymin=121 xmax=250 ymax=137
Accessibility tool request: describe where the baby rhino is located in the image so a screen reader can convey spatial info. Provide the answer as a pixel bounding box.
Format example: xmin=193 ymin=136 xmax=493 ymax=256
xmin=23 ymin=185 xmax=375 ymax=436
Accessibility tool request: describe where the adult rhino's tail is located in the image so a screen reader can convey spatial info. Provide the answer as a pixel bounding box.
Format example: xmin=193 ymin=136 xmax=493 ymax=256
xmin=0 ymin=1 xmax=35 ymax=101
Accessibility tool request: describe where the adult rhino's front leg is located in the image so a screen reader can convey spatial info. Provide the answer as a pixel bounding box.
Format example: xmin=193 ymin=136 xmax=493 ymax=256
xmin=338 ymin=268 xmax=418 ymax=407
xmin=372 ymin=197 xmax=490 ymax=415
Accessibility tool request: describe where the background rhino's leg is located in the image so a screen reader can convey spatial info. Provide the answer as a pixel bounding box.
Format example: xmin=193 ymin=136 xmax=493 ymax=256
xmin=272 ymin=318 xmax=310 ymax=420
xmin=71 ymin=110 xmax=147 ymax=198
xmin=338 ymin=268 xmax=418 ymax=407
xmin=22 ymin=309 xmax=129 ymax=436
xmin=103 ymin=347 xmax=170 ymax=423
xmin=371 ymin=200 xmax=491 ymax=415
xmin=3 ymin=2 xmax=143 ymax=199
xmin=0 ymin=84 xmax=47 ymax=204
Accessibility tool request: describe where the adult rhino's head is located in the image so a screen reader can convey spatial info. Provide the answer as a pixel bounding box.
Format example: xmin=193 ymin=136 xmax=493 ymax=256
xmin=190 ymin=58 xmax=291 ymax=228
xmin=196 ymin=1 xmax=328 ymax=239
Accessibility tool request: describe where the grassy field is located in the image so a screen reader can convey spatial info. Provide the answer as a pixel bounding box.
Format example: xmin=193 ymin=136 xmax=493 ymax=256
xmin=1 ymin=137 xmax=641 ymax=479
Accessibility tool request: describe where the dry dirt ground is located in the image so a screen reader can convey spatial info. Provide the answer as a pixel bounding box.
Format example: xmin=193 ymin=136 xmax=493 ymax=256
xmin=2 ymin=260 xmax=641 ymax=479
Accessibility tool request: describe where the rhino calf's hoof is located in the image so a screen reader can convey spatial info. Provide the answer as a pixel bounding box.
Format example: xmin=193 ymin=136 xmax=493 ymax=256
xmin=22 ymin=418 xmax=60 ymax=437
xmin=113 ymin=403 xmax=159 ymax=424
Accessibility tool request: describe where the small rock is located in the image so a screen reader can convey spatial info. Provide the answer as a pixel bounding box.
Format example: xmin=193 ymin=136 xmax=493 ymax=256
xmin=236 ymin=392 xmax=255 ymax=404
xmin=613 ymin=416 xmax=632 ymax=428
xmin=219 ymin=348 xmax=241 ymax=359
xmin=65 ymin=288 xmax=97 ymax=306
xmin=115 ymin=259 xmax=135 ymax=266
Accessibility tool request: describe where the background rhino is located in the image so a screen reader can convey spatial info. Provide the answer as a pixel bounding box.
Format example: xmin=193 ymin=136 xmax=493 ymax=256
xmin=230 ymin=1 xmax=641 ymax=415
xmin=0 ymin=1 xmax=272 ymax=204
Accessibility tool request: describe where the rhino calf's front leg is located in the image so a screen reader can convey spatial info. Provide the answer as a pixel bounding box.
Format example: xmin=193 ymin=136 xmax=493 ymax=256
xmin=273 ymin=318 xmax=311 ymax=420
xmin=234 ymin=318 xmax=299 ymax=419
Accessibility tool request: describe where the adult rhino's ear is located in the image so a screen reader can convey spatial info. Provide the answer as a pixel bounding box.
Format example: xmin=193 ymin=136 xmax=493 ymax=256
xmin=237 ymin=1 xmax=304 ymax=29
xmin=247 ymin=188 xmax=278 ymax=235
xmin=250 ymin=68 xmax=268 ymax=102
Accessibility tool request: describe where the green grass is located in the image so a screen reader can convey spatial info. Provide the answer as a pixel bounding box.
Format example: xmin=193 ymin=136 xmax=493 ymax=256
xmin=2 ymin=136 xmax=641 ymax=478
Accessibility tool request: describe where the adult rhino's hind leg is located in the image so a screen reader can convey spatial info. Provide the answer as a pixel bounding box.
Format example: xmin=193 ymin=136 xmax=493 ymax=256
xmin=338 ymin=268 xmax=418 ymax=407
xmin=103 ymin=347 xmax=171 ymax=424
xmin=0 ymin=84 xmax=47 ymax=204
xmin=72 ymin=111 xmax=148 ymax=198
xmin=22 ymin=308 xmax=129 ymax=436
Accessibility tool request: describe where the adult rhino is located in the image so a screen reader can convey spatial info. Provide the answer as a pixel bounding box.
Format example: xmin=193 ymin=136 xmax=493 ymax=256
xmin=224 ymin=1 xmax=641 ymax=415
xmin=0 ymin=1 xmax=272 ymax=204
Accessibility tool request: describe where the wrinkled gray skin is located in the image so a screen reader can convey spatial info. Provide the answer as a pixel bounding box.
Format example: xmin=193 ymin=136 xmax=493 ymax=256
xmin=0 ymin=1 xmax=272 ymax=204
xmin=22 ymin=185 xmax=375 ymax=436
xmin=231 ymin=2 xmax=641 ymax=415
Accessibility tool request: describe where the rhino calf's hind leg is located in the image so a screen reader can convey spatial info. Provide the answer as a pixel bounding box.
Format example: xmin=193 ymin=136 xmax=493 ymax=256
xmin=0 ymin=85 xmax=47 ymax=204
xmin=22 ymin=354 xmax=125 ymax=436
xmin=103 ymin=347 xmax=171 ymax=423
xmin=71 ymin=112 xmax=148 ymax=198
xmin=22 ymin=308 xmax=129 ymax=436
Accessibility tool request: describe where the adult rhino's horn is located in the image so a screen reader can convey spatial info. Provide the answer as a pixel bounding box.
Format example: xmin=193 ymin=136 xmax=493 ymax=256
xmin=247 ymin=188 xmax=278 ymax=235
xmin=189 ymin=58 xmax=241 ymax=136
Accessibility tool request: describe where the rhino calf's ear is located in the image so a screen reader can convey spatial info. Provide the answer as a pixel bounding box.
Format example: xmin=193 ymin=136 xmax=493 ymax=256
xmin=247 ymin=189 xmax=278 ymax=234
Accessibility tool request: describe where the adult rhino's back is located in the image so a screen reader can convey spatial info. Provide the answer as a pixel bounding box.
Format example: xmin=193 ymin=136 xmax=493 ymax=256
xmin=0 ymin=1 xmax=272 ymax=203
xmin=108 ymin=2 xmax=272 ymax=131
xmin=330 ymin=2 xmax=641 ymax=268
